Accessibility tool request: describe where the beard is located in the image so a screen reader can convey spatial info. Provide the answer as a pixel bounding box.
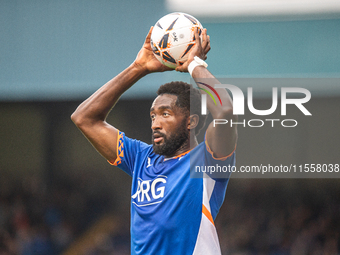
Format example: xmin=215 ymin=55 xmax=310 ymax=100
xmin=152 ymin=119 xmax=189 ymax=157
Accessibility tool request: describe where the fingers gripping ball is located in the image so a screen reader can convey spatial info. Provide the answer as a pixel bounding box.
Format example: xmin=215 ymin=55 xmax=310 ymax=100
xmin=150 ymin=12 xmax=203 ymax=69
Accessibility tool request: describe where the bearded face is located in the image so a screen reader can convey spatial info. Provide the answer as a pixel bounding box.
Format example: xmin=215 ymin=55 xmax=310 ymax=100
xmin=150 ymin=94 xmax=190 ymax=157
xmin=152 ymin=117 xmax=189 ymax=156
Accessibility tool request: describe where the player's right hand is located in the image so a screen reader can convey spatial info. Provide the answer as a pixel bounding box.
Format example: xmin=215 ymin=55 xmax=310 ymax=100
xmin=175 ymin=28 xmax=211 ymax=73
xmin=133 ymin=26 xmax=173 ymax=74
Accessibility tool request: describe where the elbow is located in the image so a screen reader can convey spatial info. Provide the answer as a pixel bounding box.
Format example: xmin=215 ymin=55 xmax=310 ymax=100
xmin=71 ymin=109 xmax=84 ymax=127
xmin=71 ymin=107 xmax=102 ymax=129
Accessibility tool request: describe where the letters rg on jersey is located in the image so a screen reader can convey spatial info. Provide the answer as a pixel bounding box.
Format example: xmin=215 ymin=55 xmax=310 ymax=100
xmin=131 ymin=176 xmax=167 ymax=207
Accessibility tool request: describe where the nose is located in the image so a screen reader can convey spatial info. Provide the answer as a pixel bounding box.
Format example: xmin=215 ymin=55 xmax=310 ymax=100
xmin=151 ymin=116 xmax=162 ymax=130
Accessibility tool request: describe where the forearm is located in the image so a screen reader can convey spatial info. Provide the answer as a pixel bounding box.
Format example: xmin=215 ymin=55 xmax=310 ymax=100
xmin=192 ymin=66 xmax=234 ymax=119
xmin=70 ymin=27 xmax=171 ymax=162
xmin=71 ymin=63 xmax=147 ymax=125
xmin=192 ymin=65 xmax=237 ymax=157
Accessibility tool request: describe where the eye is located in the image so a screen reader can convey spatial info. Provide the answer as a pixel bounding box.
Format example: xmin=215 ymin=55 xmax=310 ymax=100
xmin=150 ymin=114 xmax=155 ymax=120
xmin=163 ymin=112 xmax=170 ymax=117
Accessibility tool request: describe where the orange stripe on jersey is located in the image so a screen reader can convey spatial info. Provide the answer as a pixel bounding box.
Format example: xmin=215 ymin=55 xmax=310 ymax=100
xmin=202 ymin=204 xmax=214 ymax=226
xmin=205 ymin=139 xmax=236 ymax=161
xmin=172 ymin=149 xmax=192 ymax=159
xmin=108 ymin=130 xmax=124 ymax=166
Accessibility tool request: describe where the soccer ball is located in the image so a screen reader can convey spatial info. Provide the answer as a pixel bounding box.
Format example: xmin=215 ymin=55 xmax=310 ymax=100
xmin=150 ymin=12 xmax=203 ymax=69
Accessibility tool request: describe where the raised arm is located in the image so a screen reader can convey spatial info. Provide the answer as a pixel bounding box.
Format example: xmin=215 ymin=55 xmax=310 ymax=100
xmin=176 ymin=28 xmax=237 ymax=158
xmin=71 ymin=27 xmax=172 ymax=163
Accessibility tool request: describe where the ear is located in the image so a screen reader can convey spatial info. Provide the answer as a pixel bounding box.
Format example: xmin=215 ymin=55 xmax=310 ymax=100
xmin=187 ymin=114 xmax=199 ymax=130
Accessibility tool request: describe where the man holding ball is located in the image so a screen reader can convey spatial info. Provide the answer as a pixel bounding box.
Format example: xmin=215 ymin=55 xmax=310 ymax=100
xmin=71 ymin=26 xmax=237 ymax=254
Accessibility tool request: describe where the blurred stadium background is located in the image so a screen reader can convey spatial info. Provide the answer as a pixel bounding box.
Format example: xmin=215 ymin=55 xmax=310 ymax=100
xmin=1 ymin=0 xmax=339 ymax=254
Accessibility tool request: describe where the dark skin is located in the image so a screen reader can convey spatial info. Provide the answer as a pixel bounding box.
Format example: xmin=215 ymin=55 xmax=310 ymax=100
xmin=150 ymin=94 xmax=192 ymax=157
xmin=71 ymin=27 xmax=237 ymax=162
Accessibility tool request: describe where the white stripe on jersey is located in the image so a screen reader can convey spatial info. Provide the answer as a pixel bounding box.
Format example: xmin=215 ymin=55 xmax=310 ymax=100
xmin=192 ymin=174 xmax=222 ymax=254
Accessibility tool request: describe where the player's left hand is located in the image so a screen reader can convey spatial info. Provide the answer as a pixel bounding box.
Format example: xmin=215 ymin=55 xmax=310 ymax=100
xmin=175 ymin=28 xmax=211 ymax=73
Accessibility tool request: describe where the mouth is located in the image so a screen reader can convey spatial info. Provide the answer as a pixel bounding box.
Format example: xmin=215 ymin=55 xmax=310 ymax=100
xmin=153 ymin=132 xmax=164 ymax=144
xmin=154 ymin=137 xmax=163 ymax=143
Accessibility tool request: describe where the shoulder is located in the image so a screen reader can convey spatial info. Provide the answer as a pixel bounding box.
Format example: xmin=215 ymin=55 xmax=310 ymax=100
xmin=112 ymin=130 xmax=153 ymax=167
xmin=118 ymin=131 xmax=152 ymax=153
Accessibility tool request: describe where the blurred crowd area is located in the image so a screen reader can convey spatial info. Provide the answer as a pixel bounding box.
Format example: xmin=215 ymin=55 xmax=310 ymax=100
xmin=216 ymin=179 xmax=340 ymax=255
xmin=1 ymin=175 xmax=339 ymax=255
xmin=0 ymin=174 xmax=112 ymax=255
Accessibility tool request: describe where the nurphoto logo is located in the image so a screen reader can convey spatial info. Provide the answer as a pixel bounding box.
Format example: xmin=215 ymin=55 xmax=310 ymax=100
xmin=198 ymin=82 xmax=312 ymax=128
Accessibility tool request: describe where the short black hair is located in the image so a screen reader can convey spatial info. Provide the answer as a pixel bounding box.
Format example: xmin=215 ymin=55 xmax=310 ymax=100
xmin=157 ymin=81 xmax=207 ymax=136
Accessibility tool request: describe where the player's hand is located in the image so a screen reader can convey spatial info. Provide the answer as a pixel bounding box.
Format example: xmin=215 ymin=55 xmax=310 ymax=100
xmin=175 ymin=28 xmax=211 ymax=73
xmin=133 ymin=27 xmax=173 ymax=74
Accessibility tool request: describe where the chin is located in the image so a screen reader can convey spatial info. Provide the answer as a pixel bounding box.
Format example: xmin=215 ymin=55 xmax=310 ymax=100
xmin=153 ymin=144 xmax=172 ymax=156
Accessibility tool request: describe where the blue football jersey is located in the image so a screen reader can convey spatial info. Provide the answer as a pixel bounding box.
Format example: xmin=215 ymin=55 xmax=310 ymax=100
xmin=111 ymin=131 xmax=235 ymax=255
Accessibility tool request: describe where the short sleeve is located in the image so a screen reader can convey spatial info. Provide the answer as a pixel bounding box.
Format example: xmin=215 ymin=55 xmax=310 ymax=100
xmin=109 ymin=131 xmax=149 ymax=177
xmin=203 ymin=138 xmax=236 ymax=180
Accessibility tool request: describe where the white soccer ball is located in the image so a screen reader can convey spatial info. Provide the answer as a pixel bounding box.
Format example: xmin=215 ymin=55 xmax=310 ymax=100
xmin=150 ymin=12 xmax=203 ymax=69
